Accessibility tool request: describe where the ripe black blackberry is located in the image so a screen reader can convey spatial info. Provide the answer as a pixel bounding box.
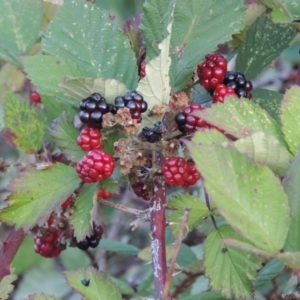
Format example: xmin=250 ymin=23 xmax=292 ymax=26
xmin=79 ymin=93 xmax=115 ymax=128
xmin=75 ymin=224 xmax=104 ymax=250
xmin=223 ymin=71 xmax=253 ymax=99
xmin=114 ymin=91 xmax=148 ymax=122
xmin=141 ymin=121 xmax=163 ymax=143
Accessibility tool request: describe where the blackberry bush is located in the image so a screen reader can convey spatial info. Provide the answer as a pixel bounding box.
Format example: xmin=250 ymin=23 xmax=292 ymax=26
xmin=1 ymin=1 xmax=299 ymax=299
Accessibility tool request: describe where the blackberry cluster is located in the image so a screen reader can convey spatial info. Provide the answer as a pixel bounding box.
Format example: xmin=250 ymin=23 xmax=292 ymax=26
xmin=114 ymin=91 xmax=148 ymax=122
xmin=79 ymin=93 xmax=116 ymax=128
xmin=76 ymin=224 xmax=104 ymax=250
xmin=175 ymin=103 xmax=208 ymax=133
xmin=223 ymin=71 xmax=253 ymax=99
xmin=141 ymin=121 xmax=163 ymax=143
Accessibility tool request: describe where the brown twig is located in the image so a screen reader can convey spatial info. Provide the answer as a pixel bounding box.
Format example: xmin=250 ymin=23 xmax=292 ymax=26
xmin=150 ymin=153 xmax=167 ymax=300
xmin=99 ymin=198 xmax=141 ymax=215
xmin=162 ymin=209 xmax=190 ymax=299
xmin=170 ymin=270 xmax=204 ymax=299
xmin=0 ymin=228 xmax=25 ymax=281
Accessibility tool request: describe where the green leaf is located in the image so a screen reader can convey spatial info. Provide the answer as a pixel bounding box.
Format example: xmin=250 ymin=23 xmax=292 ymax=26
xmin=138 ymin=245 xmax=174 ymax=262
xmin=0 ymin=273 xmax=17 ymax=300
xmin=140 ymin=0 xmax=171 ymax=61
xmin=59 ymin=77 xmax=129 ymax=104
xmin=70 ymin=184 xmax=97 ymax=241
xmin=180 ymin=292 xmax=227 ymax=300
xmin=233 ymin=132 xmax=291 ymax=176
xmin=196 ymin=97 xmax=287 ymax=149
xmin=26 ymin=295 xmax=60 ymax=300
xmin=111 ymin=278 xmax=135 ymax=296
xmin=137 ymin=16 xmax=173 ymax=111
xmin=0 ymin=163 xmax=81 ymax=231
xmin=254 ymin=258 xmax=284 ymax=288
xmin=283 ymin=151 xmax=300 ymax=251
xmin=23 ymin=55 xmax=88 ymax=103
xmin=0 ymin=63 xmax=25 ymax=102
xmin=100 ymin=167 xmax=126 ymax=193
xmin=193 ymin=130 xmax=291 ymax=176
xmin=187 ymin=143 xmax=290 ymax=253
xmin=281 ymin=85 xmax=300 ymax=155
xmin=4 ymin=92 xmax=44 ymax=153
xmin=236 ymin=15 xmax=296 ymax=80
xmin=60 ymin=247 xmax=90 ymax=271
xmin=42 ymin=0 xmax=138 ymax=90
xmin=271 ymin=7 xmax=293 ymax=23
xmin=0 ymin=105 xmax=4 ymax=131
xmin=252 ymin=89 xmax=283 ymax=125
xmin=0 ymin=0 xmax=43 ymax=64
xmin=64 ymin=267 xmax=122 ymax=300
xmin=285 ymin=1 xmax=300 ymax=20
xmin=12 ymin=237 xmax=51 ymax=274
xmin=99 ymin=238 xmax=140 ymax=255
xmin=277 ymin=251 xmax=300 ymax=269
xmin=52 ymin=112 xmax=85 ymax=162
xmin=192 ymin=129 xmax=228 ymax=145
xmin=204 ymin=225 xmax=260 ymax=300
xmin=167 ymin=194 xmax=210 ymax=237
xmin=39 ymin=95 xmax=76 ymax=141
xmin=169 ymin=0 xmax=245 ymax=91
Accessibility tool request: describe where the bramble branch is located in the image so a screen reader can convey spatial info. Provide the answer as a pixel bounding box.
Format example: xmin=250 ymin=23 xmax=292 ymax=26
xmin=163 ymin=209 xmax=190 ymax=299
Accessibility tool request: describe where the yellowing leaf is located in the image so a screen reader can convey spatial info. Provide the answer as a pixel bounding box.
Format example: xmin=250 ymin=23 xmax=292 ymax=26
xmin=59 ymin=77 xmax=129 ymax=104
xmin=277 ymin=251 xmax=300 ymax=269
xmin=0 ymin=274 xmax=17 ymax=300
xmin=233 ymin=132 xmax=291 ymax=176
xmin=136 ymin=9 xmax=173 ymax=110
xmin=281 ymin=85 xmax=300 ymax=155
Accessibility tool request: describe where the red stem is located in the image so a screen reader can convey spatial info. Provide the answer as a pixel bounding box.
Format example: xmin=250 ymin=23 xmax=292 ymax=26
xmin=0 ymin=228 xmax=25 ymax=281
xmin=150 ymin=154 xmax=167 ymax=300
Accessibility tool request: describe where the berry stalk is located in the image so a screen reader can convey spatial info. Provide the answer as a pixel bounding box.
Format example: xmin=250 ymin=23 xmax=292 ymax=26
xmin=0 ymin=228 xmax=25 ymax=281
xmin=150 ymin=153 xmax=167 ymax=300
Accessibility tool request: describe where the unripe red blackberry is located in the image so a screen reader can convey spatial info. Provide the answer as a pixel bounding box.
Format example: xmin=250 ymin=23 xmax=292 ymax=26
xmin=213 ymin=84 xmax=237 ymax=103
xmin=97 ymin=188 xmax=112 ymax=199
xmin=79 ymin=93 xmax=109 ymax=128
xmin=34 ymin=228 xmax=65 ymax=258
xmin=30 ymin=91 xmax=41 ymax=104
xmin=162 ymin=157 xmax=201 ymax=187
xmin=131 ymin=181 xmax=151 ymax=201
xmin=197 ymin=53 xmax=227 ymax=90
xmin=175 ymin=103 xmax=208 ymax=133
xmin=77 ymin=127 xmax=104 ymax=151
xmin=76 ymin=149 xmax=115 ymax=183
